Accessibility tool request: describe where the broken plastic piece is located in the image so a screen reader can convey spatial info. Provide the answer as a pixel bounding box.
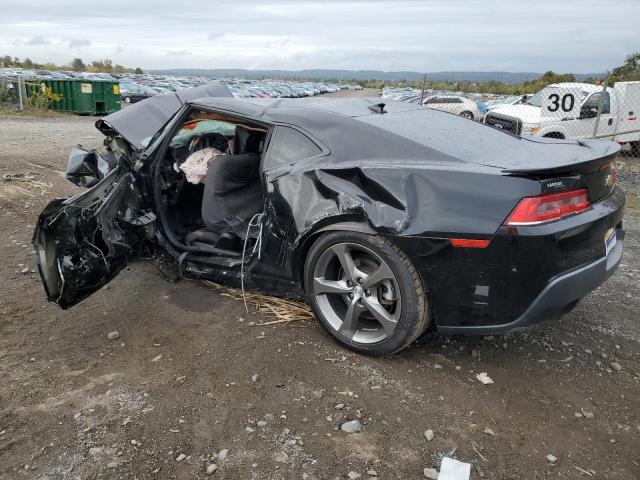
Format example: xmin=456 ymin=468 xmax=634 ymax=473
xmin=439 ymin=457 xmax=471 ymax=480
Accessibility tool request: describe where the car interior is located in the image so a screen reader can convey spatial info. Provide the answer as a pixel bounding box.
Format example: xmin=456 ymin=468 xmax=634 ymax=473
xmin=156 ymin=109 xmax=269 ymax=256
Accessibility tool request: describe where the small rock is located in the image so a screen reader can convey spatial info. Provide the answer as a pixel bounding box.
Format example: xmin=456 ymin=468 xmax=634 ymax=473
xmin=546 ymin=454 xmax=558 ymax=464
xmin=20 ymin=267 xmax=29 ymax=274
xmin=206 ymin=464 xmax=218 ymax=475
xmin=335 ymin=403 xmax=345 ymax=410
xmin=348 ymin=472 xmax=361 ymax=479
xmin=424 ymin=429 xmax=434 ymax=441
xmin=273 ymin=451 xmax=289 ymax=463
xmin=251 ymin=374 xmax=259 ymax=383
xmin=217 ymin=449 xmax=228 ymax=461
xmin=340 ymin=420 xmax=362 ymax=434
xmin=107 ymin=331 xmax=120 ymax=340
xmin=476 ymin=372 xmax=494 ymax=385
xmin=257 ymin=420 xmax=267 ymax=428
xmin=424 ymin=467 xmax=439 ymax=479
xmin=245 ymin=426 xmax=255 ymax=432
xmin=610 ymin=362 xmax=622 ymax=371
xmin=176 ymin=453 xmax=186 ymax=462
xmin=582 ymin=410 xmax=595 ymax=419
xmin=367 ymin=470 xmax=377 ymax=476
xmin=151 ymin=354 xmax=163 ymax=362
xmin=483 ymin=427 xmax=496 ymax=436
xmin=89 ymin=447 xmax=104 ymax=456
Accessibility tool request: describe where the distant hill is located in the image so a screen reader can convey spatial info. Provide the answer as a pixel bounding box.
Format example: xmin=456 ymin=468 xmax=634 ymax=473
xmin=147 ymin=68 xmax=600 ymax=84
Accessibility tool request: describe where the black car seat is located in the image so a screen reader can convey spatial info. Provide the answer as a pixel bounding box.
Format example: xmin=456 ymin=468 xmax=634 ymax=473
xmin=184 ymin=153 xmax=261 ymax=249
xmin=201 ymin=152 xmax=262 ymax=239
xmin=184 ymin=126 xmax=264 ymax=250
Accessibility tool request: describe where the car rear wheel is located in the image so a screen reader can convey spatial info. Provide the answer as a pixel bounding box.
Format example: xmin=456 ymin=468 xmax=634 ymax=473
xmin=460 ymin=111 xmax=474 ymax=120
xmin=305 ymin=232 xmax=430 ymax=355
xmin=124 ymin=96 xmax=131 ymax=103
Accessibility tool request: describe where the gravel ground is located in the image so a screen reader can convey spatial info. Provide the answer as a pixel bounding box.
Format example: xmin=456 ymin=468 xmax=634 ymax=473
xmin=0 ymin=101 xmax=639 ymax=480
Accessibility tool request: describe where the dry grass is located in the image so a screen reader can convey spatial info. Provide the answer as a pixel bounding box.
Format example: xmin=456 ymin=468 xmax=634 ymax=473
xmin=203 ymin=280 xmax=314 ymax=325
xmin=1 ymin=173 xmax=53 ymax=195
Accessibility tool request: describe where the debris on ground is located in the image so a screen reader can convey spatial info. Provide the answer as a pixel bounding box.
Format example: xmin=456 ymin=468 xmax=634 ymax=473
xmin=439 ymin=457 xmax=471 ymax=480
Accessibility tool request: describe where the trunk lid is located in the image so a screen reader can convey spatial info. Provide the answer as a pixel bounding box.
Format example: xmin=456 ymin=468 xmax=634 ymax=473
xmin=504 ymin=139 xmax=620 ymax=202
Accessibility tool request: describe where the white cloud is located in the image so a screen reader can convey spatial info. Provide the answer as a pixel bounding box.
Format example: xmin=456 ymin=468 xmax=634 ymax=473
xmin=0 ymin=0 xmax=638 ymax=72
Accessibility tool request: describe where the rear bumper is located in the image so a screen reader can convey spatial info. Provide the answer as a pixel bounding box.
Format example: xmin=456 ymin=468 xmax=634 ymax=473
xmin=438 ymin=228 xmax=624 ymax=335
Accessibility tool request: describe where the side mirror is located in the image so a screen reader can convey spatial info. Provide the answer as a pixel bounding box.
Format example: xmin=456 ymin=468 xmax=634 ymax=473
xmin=580 ymin=107 xmax=598 ymax=119
xmin=66 ymin=146 xmax=115 ymax=188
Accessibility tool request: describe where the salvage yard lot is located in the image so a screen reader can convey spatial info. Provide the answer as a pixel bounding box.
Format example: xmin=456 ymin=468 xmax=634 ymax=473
xmin=0 ymin=93 xmax=639 ymax=479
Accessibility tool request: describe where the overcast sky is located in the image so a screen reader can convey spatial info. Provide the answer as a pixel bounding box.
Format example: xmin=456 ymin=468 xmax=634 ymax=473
xmin=1 ymin=0 xmax=637 ymax=73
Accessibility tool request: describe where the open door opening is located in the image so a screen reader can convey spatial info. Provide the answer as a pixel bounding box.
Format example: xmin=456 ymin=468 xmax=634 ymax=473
xmin=152 ymin=108 xmax=269 ymax=260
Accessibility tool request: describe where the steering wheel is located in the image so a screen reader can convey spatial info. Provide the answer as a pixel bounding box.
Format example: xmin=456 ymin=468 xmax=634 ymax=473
xmin=187 ymin=132 xmax=229 ymax=154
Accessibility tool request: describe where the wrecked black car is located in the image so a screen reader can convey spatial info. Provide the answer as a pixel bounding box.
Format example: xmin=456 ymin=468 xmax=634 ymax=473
xmin=33 ymin=83 xmax=625 ymax=355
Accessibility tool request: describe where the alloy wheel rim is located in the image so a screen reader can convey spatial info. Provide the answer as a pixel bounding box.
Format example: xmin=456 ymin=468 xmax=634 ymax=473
xmin=312 ymin=242 xmax=402 ymax=344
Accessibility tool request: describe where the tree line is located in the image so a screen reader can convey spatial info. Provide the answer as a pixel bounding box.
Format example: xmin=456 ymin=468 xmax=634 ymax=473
xmin=0 ymin=56 xmax=143 ymax=74
xmin=358 ymin=51 xmax=640 ymax=94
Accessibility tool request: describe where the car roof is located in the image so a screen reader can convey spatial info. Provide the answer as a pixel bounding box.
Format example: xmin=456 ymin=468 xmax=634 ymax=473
xmin=190 ymin=96 xmax=423 ymax=120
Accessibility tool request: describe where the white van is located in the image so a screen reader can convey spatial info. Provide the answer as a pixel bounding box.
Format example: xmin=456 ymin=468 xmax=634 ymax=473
xmin=485 ymin=81 xmax=640 ymax=148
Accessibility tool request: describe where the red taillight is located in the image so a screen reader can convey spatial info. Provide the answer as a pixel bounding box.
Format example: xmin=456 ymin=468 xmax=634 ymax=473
xmin=505 ymin=188 xmax=590 ymax=226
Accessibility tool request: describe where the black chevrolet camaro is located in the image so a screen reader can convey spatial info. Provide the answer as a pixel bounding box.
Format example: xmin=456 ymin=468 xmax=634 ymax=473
xmin=33 ymin=83 xmax=625 ymax=355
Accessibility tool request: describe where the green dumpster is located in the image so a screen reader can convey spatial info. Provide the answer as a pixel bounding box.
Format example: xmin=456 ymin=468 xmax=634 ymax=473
xmin=25 ymin=79 xmax=121 ymax=115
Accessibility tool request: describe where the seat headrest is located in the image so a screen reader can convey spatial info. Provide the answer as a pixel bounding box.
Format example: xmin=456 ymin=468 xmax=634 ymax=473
xmin=235 ymin=126 xmax=262 ymax=155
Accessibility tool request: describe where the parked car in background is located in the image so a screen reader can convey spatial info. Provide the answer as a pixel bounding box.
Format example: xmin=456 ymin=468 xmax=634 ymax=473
xmin=485 ymin=94 xmax=533 ymax=111
xmin=119 ymin=83 xmax=158 ymax=103
xmin=422 ymin=95 xmax=484 ymax=121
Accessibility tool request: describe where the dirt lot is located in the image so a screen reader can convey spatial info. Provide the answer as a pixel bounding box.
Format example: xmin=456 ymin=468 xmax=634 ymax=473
xmin=0 ymin=97 xmax=639 ymax=480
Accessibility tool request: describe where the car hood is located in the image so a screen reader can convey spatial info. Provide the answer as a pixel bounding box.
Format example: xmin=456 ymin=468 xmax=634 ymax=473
xmin=95 ymin=82 xmax=233 ymax=150
xmin=489 ymin=104 xmax=541 ymax=124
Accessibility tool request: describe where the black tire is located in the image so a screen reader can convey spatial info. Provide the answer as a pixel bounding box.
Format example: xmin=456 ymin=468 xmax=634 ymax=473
xmin=460 ymin=111 xmax=474 ymax=120
xmin=304 ymin=231 xmax=430 ymax=355
xmin=124 ymin=96 xmax=131 ymax=104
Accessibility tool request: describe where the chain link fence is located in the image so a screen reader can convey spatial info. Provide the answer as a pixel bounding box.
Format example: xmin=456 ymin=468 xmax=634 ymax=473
xmin=0 ymin=75 xmax=26 ymax=110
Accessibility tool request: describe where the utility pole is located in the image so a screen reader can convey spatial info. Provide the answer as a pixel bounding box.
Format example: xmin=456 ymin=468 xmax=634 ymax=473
xmin=419 ymin=74 xmax=427 ymax=105
xmin=17 ymin=74 xmax=23 ymax=111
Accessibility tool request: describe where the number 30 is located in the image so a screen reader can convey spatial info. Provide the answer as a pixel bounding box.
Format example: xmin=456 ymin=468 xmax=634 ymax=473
xmin=548 ymin=93 xmax=575 ymax=112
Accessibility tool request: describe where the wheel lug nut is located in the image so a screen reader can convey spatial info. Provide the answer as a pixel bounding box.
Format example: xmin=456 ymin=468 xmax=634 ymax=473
xmin=348 ymin=293 xmax=354 ymax=299
xmin=346 ymin=280 xmax=353 ymax=287
xmin=365 ymin=290 xmax=371 ymax=296
xmin=357 ymin=278 xmax=363 ymax=284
